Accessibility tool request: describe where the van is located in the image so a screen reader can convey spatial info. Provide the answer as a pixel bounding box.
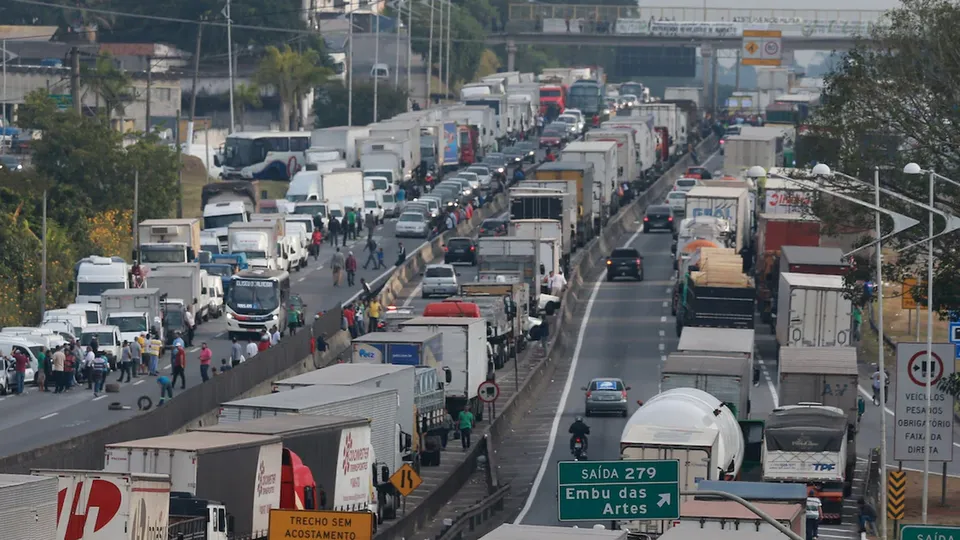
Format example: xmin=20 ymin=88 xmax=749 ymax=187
xmin=42 ymin=311 xmax=87 ymax=337
xmin=39 ymin=319 xmax=77 ymax=341
xmin=287 ymin=171 xmax=323 ymax=202
xmin=80 ymin=325 xmax=122 ymax=369
xmin=66 ymin=303 xmax=102 ymax=325
xmin=203 ymin=275 xmax=224 ymax=318
xmin=0 ymin=328 xmax=66 ymax=351
xmin=422 ymin=301 xmax=481 ymax=318
xmin=0 ymin=336 xmax=40 ymax=383
xmin=198 ymin=269 xmax=212 ymax=322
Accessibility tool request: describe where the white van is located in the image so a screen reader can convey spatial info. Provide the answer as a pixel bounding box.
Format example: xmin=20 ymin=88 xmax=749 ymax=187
xmin=0 ymin=328 xmax=66 ymax=351
xmin=287 ymin=171 xmax=323 ymax=202
xmin=39 ymin=319 xmax=78 ymax=341
xmin=281 ymin=235 xmax=306 ymax=271
xmin=80 ymin=325 xmax=122 ymax=369
xmin=380 ymin=191 xmax=399 ymax=218
xmin=42 ymin=311 xmax=87 ymax=337
xmin=0 ymin=336 xmax=40 ymax=384
xmin=203 ymin=275 xmax=224 ymax=319
xmin=66 ymin=303 xmax=102 ymax=325
xmin=198 ymin=269 xmax=212 ymax=322
xmin=363 ymin=191 xmax=385 ymax=224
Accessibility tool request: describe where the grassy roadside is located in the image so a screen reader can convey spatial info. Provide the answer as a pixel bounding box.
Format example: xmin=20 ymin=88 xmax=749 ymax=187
xmin=177 ymin=155 xmax=288 ymax=218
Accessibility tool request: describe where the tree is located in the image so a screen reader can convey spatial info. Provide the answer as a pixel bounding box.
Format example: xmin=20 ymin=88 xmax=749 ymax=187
xmin=15 ymin=89 xmax=59 ymax=130
xmin=314 ymin=82 xmax=409 ymax=127
xmin=82 ymin=53 xmax=133 ymax=129
xmin=255 ymin=46 xmax=331 ymax=130
xmin=233 ymin=83 xmax=263 ymax=131
xmin=408 ymin=2 xmax=486 ymax=88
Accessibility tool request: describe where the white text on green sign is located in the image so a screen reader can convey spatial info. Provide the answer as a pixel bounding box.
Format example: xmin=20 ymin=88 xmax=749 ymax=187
xmin=557 ymin=460 xmax=680 ymax=521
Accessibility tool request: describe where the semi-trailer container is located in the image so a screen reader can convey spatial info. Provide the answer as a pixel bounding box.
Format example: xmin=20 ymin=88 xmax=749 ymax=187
xmin=1 ymin=473 xmax=58 ymax=540
xmin=683 ymin=187 xmax=751 ymax=254
xmin=351 ymin=331 xmax=444 ymax=368
xmin=776 ymin=272 xmax=853 ymax=348
xmin=662 ymin=327 xmax=754 ymax=419
xmin=778 ymin=346 xmax=859 ymax=432
xmin=779 ymin=246 xmax=850 ymax=276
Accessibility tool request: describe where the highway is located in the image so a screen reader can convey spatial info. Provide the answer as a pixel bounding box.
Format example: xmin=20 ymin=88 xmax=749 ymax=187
xmin=0 ymin=153 xmax=540 ymax=459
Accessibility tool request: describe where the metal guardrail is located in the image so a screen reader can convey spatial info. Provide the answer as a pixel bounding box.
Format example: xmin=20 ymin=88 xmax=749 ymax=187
xmin=865 ymin=446 xmax=882 ymax=509
xmin=436 ymin=484 xmax=512 ymax=540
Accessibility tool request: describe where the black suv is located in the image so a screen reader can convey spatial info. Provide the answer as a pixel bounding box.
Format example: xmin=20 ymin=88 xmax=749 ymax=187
xmin=443 ymin=237 xmax=477 ymax=265
xmin=606 ymin=248 xmax=643 ymax=281
xmin=643 ymin=205 xmax=675 ymax=233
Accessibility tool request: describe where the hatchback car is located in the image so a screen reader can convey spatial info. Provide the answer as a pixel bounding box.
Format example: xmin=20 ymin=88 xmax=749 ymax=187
xmin=582 ymin=378 xmax=631 ymax=417
xmin=555 ymin=115 xmax=580 ymax=136
xmin=665 ymin=191 xmax=686 ymax=215
xmin=643 ymin=205 xmax=675 ymax=233
xmin=466 ymin=166 xmax=493 ymax=189
xmin=396 ymin=211 xmax=430 ymax=238
xmin=673 ymin=177 xmax=702 ymax=193
xmin=605 ymin=248 xmax=643 ymax=281
xmin=443 ymin=237 xmax=477 ymax=265
xmin=454 ymin=171 xmax=480 ymax=190
xmin=421 ymin=264 xmax=459 ymax=298
xmin=479 ymin=217 xmax=508 ymax=237
xmin=502 ymin=146 xmax=526 ymax=165
xmin=539 ymin=125 xmax=568 ymax=148
xmin=685 ymin=166 xmax=713 ymax=180
xmin=482 ymin=154 xmax=508 ymax=176
xmin=515 ymin=141 xmax=538 ymax=162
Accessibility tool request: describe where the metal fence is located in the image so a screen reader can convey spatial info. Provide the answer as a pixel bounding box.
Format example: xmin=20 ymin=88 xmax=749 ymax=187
xmin=0 ymin=307 xmax=343 ymax=473
xmin=507 ymin=3 xmax=888 ymax=23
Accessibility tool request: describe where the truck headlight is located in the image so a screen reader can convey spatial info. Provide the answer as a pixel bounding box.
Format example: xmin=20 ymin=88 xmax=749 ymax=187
xmin=226 ymin=313 xmax=234 ymax=320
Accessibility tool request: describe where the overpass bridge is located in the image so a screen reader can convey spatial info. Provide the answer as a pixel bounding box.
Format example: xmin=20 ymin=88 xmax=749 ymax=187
xmin=490 ymin=3 xmax=888 ymax=69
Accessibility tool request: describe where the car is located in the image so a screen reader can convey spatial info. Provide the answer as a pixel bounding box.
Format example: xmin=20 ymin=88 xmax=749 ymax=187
xmin=395 ymin=211 xmax=430 ymax=238
xmin=439 ymin=178 xmax=473 ymax=201
xmin=421 ymin=264 xmax=459 ymax=298
xmin=454 ymin=171 xmax=480 ymax=190
xmin=415 ymin=196 xmax=442 ymax=218
xmin=673 ymin=177 xmax=702 ymax=193
xmin=429 ymin=185 xmax=461 ymax=208
xmin=362 ymin=194 xmax=385 ymax=224
xmin=582 ymin=378 xmax=631 ymax=417
xmin=0 ymin=155 xmax=24 ymax=172
xmin=466 ymin=165 xmax=493 ymax=189
xmin=563 ymin=108 xmax=586 ymax=132
xmin=482 ymin=153 xmax=508 ymax=176
xmin=643 ymin=205 xmax=675 ymax=233
xmin=402 ymin=202 xmax=432 ymax=222
xmin=443 ymin=237 xmax=477 ymax=265
xmin=665 ymin=191 xmax=686 ymax=214
xmin=502 ymin=146 xmax=526 ymax=165
xmin=479 ymin=217 xmax=508 ymax=237
xmin=684 ymin=166 xmax=713 ymax=180
xmin=555 ymin=114 xmax=581 ymax=136
xmin=515 ymin=141 xmax=538 ymax=162
xmin=605 ymin=247 xmax=643 ymax=281
xmin=539 ymin=126 xmax=567 ymax=148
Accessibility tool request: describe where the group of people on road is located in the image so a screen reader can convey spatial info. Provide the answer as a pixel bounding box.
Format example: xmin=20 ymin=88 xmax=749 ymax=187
xmin=342 ymin=295 xmax=384 ymax=338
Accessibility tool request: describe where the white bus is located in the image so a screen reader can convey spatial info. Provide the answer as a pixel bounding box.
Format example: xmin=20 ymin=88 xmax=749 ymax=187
xmin=216 ymin=131 xmax=312 ymax=181
xmin=225 ymin=269 xmax=291 ymax=339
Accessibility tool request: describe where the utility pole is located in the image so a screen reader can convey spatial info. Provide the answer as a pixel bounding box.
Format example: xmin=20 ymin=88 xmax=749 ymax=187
xmin=426 ymin=0 xmax=434 ymax=105
xmin=407 ymin=2 xmax=412 ymax=102
xmin=145 ymin=55 xmax=152 ymax=132
xmin=133 ymin=170 xmax=139 ymax=263
xmin=40 ymin=188 xmax=47 ymax=319
xmin=437 ymin=1 xmax=443 ymax=99
xmin=445 ymin=1 xmax=451 ymax=98
xmin=70 ymin=47 xmax=81 ymax=114
xmin=225 ymin=0 xmax=236 ymax=132
xmin=2 ymin=39 xmax=6 ymax=148
xmin=347 ymin=11 xmax=353 ymax=127
xmin=176 ymin=108 xmax=183 ymax=218
xmin=395 ymin=1 xmax=401 ymax=87
xmin=188 ymin=22 xmax=204 ymax=145
xmin=373 ymin=9 xmax=380 ymax=122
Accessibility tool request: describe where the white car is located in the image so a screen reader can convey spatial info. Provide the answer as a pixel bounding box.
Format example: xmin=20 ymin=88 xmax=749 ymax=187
xmin=421 ymin=264 xmax=459 ymax=298
xmin=466 ymin=165 xmax=493 ymax=190
xmin=396 ymin=211 xmax=430 ymax=238
xmin=673 ymin=177 xmax=703 ymax=193
xmin=80 ymin=325 xmax=122 ymax=368
xmin=665 ymin=191 xmax=687 ymax=215
xmin=280 ymin=235 xmax=306 ymax=272
xmin=203 ymin=275 xmax=225 ymax=318
xmin=363 ymin=192 xmax=385 ymax=224
xmin=563 ymin=108 xmax=586 ymax=132
xmin=380 ymin=191 xmax=399 ymax=217
xmin=556 ymin=114 xmax=581 ymax=136
xmin=454 ymin=171 xmax=480 ymax=191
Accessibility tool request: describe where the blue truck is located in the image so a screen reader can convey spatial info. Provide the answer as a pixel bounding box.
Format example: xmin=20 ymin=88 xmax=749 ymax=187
xmin=351 ymin=331 xmax=444 ymax=368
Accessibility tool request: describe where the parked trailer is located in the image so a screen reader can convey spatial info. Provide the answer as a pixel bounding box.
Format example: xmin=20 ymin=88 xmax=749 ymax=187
xmin=778 ymin=346 xmax=860 ymax=432
xmin=1 ymin=474 xmax=58 ymax=540
xmin=776 ymin=272 xmax=853 ymax=348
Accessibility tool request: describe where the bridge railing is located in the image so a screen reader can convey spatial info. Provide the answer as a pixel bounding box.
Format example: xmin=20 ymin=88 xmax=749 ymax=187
xmin=505 ymin=4 xmax=889 ymax=38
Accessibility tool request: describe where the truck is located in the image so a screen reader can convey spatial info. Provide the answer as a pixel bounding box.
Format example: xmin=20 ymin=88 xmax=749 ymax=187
xmin=227 ymin=220 xmax=284 ymax=270
xmin=476 ymin=237 xmax=562 ymax=316
xmin=675 ymin=248 xmax=755 ymax=337
xmin=539 ymin=83 xmax=567 ymax=115
xmin=368 ymin=122 xmax=421 ymax=179
xmin=755 ymin=213 xmax=821 ymax=322
xmin=74 ymin=255 xmax=130 ymax=304
xmin=201 ymin=182 xmax=257 ymax=253
xmin=137 ymin=218 xmax=201 ymax=265
xmin=637 ymin=103 xmax=681 ymax=153
xmin=508 ymin=188 xmax=577 ymax=263
xmin=684 ymin=187 xmax=751 ymax=254
xmin=723 ymin=134 xmax=783 ymax=177
xmin=600 ymin=119 xmax=659 ymax=177
xmin=586 ymin=129 xmax=637 ymax=184
xmin=218 ymin=386 xmax=399 ymax=484
xmin=779 ymin=246 xmax=850 ymax=276
xmin=776 ymin=272 xmax=853 ymax=348
xmin=398 ymin=317 xmax=488 ymax=419
xmin=322 ymin=168 xmax=365 ymax=211
xmin=619 ymin=388 xmax=747 ymax=537
xmin=662 ymin=327 xmax=754 ymax=420
xmin=456 ymin=281 xmax=532 ymax=360
xmin=273 ymin=364 xmax=443 ymax=470
xmin=190 ymin=415 xmax=378 ymax=516
xmin=356 ymin=136 xmax=415 ymax=179
xmin=101 ymin=287 xmax=164 ymax=345
xmin=104 ymin=433 xmax=283 ymax=536
xmin=351 ymin=331 xmax=444 ymax=369
xmin=310 ymin=126 xmax=370 ymax=167
xmin=484 ymin=524 xmax=628 ymax=540
xmin=145 ymin=263 xmax=205 ymax=321
xmin=463 ymin=94 xmax=510 ymax=144
xmin=524 ymin=163 xmax=596 ymax=245
xmin=664 ymin=87 xmax=702 ymax=109
xmin=672 ymin=500 xmax=805 ymax=538
xmin=1 ymin=473 xmax=58 ymax=540
xmin=444 ymin=105 xmax=497 ymax=154
xmin=246 ymin=213 xmax=292 ymax=271
xmin=360 ymin=152 xmax=402 ymax=190
xmin=762 ymin=405 xmax=852 ymax=523
xmin=560 ymin=140 xmax=618 ymax=227
xmin=778 ymin=346 xmax=859 ymax=434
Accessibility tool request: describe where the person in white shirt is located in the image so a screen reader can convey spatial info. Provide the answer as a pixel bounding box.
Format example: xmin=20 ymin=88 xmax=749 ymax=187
xmin=183 ymin=310 xmax=195 ymax=346
xmin=806 ymin=490 xmax=823 ymax=540
xmin=270 ymin=326 xmax=281 ymax=346
xmin=549 ymin=270 xmax=567 ymax=297
xmin=245 ymin=340 xmax=259 ymax=359
xmin=83 ymin=348 xmax=96 ymax=390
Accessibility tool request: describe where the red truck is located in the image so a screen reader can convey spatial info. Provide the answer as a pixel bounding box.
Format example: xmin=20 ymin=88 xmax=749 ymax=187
xmin=539 ymin=84 xmax=567 ymax=115
xmin=458 ymin=125 xmax=480 ymax=165
xmin=755 ymin=214 xmax=822 ymax=322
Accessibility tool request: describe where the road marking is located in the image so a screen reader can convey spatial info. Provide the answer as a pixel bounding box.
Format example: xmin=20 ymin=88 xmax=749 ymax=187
xmin=756 ymin=348 xmax=779 ymax=408
xmin=92 ymin=395 xmax=107 ymax=401
xmin=298 ymin=277 xmax=306 ymax=282
xmin=658 ymin=343 xmax=665 ymax=351
xmin=402 ymin=283 xmax=423 ymax=307
xmin=664 ymin=287 xmax=671 ymax=294
xmin=661 ymin=355 xmax=666 ymax=362
xmin=216 ymin=332 xmax=226 ymax=338
xmin=662 ymin=301 xmax=668 ymax=308
xmin=318 ymin=265 xmax=324 ymax=269
xmin=163 ymin=364 xmax=171 ymax=371
xmin=134 ymin=379 xmax=144 ymax=386
xmin=189 ymin=347 xmax=199 ymax=353
xmin=658 ymin=330 xmax=665 ymax=337
xmin=40 ymin=412 xmax=58 ymax=420
xmin=660 ymin=316 xmax=666 ymax=323
xmin=514 ymin=226 xmax=644 ymax=524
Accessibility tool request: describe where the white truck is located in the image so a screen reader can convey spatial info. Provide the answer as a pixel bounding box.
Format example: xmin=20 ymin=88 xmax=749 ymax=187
xmin=560 ymin=141 xmax=618 ymax=225
xmin=723 ymin=133 xmax=782 ymax=177
xmin=398 ymin=317 xmax=488 ymax=420
xmin=462 ymin=94 xmax=510 ymax=144
xmin=200 ymin=182 xmax=257 ymax=253
xmin=368 ymin=122 xmax=421 ymax=180
xmin=218 ymin=385 xmax=398 ymax=478
xmin=444 ymin=106 xmax=497 ymax=153
xmin=776 ymin=272 xmax=853 ymax=348
xmin=620 ymin=388 xmax=745 ymax=537
xmin=778 ymin=346 xmax=860 ymax=433
xmin=104 ymin=432 xmax=276 ymax=536
xmin=0 ymin=474 xmax=57 ymax=540
xmin=137 ymin=218 xmax=202 ymax=265
xmin=476 ymin=237 xmax=562 ymax=316
xmin=323 ymin=168 xmax=365 ymax=210
xmin=506 ymin=95 xmax=533 ymax=134
xmin=74 ymin=255 xmax=130 ymax=304
xmin=286 ymin=170 xmax=324 ymax=202
xmin=601 ymin=119 xmax=658 ymax=178
xmin=310 ymin=126 xmax=370 ymax=167
xmin=248 ymin=214 xmax=296 ymax=272
xmin=32 ymin=469 xmax=172 ymax=540
xmin=360 ymin=152 xmax=402 ymax=190
xmin=637 ymin=102 xmax=682 ymax=153
xmin=586 ymin=129 xmax=637 ymax=183
xmin=102 ymin=287 xmax=164 ymax=344
xmin=509 ymin=83 xmax=542 ymax=122
xmin=227 ymin=220 xmax=285 ymax=270
xmin=664 ymin=87 xmax=702 ymax=109
xmin=145 ymin=263 xmax=206 ymax=321
xmin=683 ymin=186 xmax=751 ymax=253
xmin=508 ymin=188 xmax=577 ymax=260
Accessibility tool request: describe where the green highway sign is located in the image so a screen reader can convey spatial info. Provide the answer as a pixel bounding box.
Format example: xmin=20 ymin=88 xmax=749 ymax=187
xmin=901 ymin=525 xmax=960 ymax=540
xmin=557 ymin=460 xmax=680 ymax=522
xmin=50 ymin=94 xmax=73 ymax=110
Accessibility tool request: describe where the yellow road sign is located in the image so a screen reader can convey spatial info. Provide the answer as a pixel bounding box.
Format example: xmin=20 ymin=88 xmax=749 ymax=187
xmin=268 ymin=509 xmax=374 ymax=540
xmin=744 ymin=29 xmax=782 ymax=38
xmin=902 ymin=277 xmax=918 ymax=309
xmin=744 ymin=41 xmax=759 ymax=55
xmin=887 ymin=470 xmax=906 ymax=520
xmin=390 ymin=463 xmax=423 ymax=496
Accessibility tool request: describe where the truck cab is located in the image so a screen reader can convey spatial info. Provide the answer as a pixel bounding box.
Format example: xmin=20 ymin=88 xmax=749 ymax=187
xmin=137 ymin=219 xmax=201 ymax=264
xmin=80 ymin=324 xmax=122 ymax=369
xmin=74 ymin=256 xmax=130 ymax=304
xmin=168 ymin=494 xmax=233 ymax=540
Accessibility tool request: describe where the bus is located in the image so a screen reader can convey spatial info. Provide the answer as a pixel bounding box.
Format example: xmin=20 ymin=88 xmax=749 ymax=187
xmin=225 ymin=269 xmax=291 ymax=338
xmin=765 ymin=93 xmax=821 ymax=126
xmin=217 ymin=131 xmax=312 ymax=181
xmin=567 ymin=80 xmax=606 ymax=124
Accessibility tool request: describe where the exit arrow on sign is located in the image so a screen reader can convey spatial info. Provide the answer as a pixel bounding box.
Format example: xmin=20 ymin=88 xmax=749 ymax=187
xmin=657 ymin=493 xmax=671 ymax=508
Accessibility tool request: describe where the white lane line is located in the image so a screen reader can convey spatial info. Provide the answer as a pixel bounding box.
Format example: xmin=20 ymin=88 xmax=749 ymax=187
xmin=664 ymin=287 xmax=670 ymax=294
xmin=660 ymin=355 xmax=666 ymax=362
xmin=134 ymin=379 xmax=145 ymax=386
xmin=662 ymin=301 xmax=668 ymax=308
xmin=514 ymin=227 xmax=644 ymax=524
xmin=163 ymin=364 xmax=171 ymax=371
xmin=660 ymin=316 xmax=666 ymax=323
xmin=756 ymin=349 xmax=779 ymax=409
xmin=92 ymin=395 xmax=107 ymax=401
xmin=402 ymin=283 xmax=424 ymax=308
xmin=658 ymin=343 xmax=665 ymax=351
xmin=40 ymin=412 xmax=58 ymax=420
xmin=658 ymin=330 xmax=665 ymax=337
xmin=298 ymin=277 xmax=306 ymax=282
xmin=189 ymin=347 xmax=200 ymax=353
xmin=216 ymin=332 xmax=226 ymax=338
xmin=857 ymin=384 xmax=960 ymax=450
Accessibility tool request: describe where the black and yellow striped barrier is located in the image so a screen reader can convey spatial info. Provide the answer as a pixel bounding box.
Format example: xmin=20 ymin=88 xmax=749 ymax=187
xmin=887 ymin=470 xmax=906 ymax=520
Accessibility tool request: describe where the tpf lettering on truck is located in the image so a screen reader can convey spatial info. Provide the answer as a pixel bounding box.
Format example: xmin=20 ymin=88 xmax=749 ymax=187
xmin=691 ymin=203 xmax=734 ymax=220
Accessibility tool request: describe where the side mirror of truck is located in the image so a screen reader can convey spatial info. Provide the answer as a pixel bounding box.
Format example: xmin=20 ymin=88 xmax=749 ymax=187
xmin=213 ymin=155 xmax=221 ymax=167
xmin=187 ymin=248 xmax=196 ymax=262
xmin=443 ymin=367 xmax=452 ymax=384
xmin=625 ymin=386 xmax=632 ymax=391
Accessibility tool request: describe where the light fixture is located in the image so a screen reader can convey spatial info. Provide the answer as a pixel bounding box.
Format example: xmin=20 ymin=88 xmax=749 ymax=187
xmin=903 ymin=162 xmax=923 ymax=175
xmin=811 ymin=163 xmax=832 ymax=177
xmin=746 ymin=165 xmax=766 ymax=179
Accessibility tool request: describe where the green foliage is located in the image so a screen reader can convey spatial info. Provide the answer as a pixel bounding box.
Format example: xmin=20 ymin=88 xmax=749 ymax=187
xmin=809 ymin=0 xmax=960 ymax=320
xmin=255 ymin=46 xmax=332 ymax=130
xmin=408 ymin=1 xmax=487 ymax=87
xmin=314 ymin=82 xmax=408 ymax=127
xmin=15 ymin=89 xmax=59 ymax=130
xmin=81 ymin=53 xmax=134 ymax=125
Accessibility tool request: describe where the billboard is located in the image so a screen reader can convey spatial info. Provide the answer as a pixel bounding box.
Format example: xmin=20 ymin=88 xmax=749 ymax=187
xmin=614 ymin=46 xmax=697 ymax=78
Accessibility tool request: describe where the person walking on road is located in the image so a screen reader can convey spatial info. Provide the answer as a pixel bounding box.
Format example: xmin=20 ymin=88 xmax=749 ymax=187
xmin=311 ymin=229 xmax=323 ymax=260
xmin=368 ymin=298 xmax=382 ymax=333
xmin=396 ymin=242 xmax=407 ymax=266
xmin=184 ymin=309 xmax=195 ymax=347
xmin=117 ymin=341 xmax=133 ymax=383
xmin=549 ymin=270 xmax=567 ymax=297
xmin=13 ymin=348 xmax=27 ymax=395
xmin=806 ymin=490 xmax=823 ymax=540
xmin=345 ymin=251 xmax=358 ymax=287
xmin=363 ymin=237 xmax=378 ymax=269
xmin=230 ymin=337 xmax=243 ymax=366
xmin=91 ymin=353 xmax=108 ymax=397
xmin=346 ymin=208 xmax=357 ymax=241
xmin=245 ymin=339 xmax=258 ymax=360
xmin=199 ymin=342 xmax=212 ymax=382
xmin=331 ymin=247 xmax=346 ymax=286
xmin=52 ymin=346 xmax=66 ymax=394
xmin=83 ymin=347 xmax=95 ymax=389
xmin=130 ymin=336 xmax=142 ymax=377
xmin=366 ymin=211 xmax=377 ymax=239
xmin=458 ymin=407 xmax=475 ymax=450
xmin=148 ymin=334 xmax=162 ymax=375
xmin=171 ymin=344 xmax=187 ymax=389
xmin=328 ymin=215 xmax=340 ymax=246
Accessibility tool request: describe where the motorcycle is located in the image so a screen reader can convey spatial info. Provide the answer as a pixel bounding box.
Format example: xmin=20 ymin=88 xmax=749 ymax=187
xmin=572 ymin=437 xmax=586 ymax=461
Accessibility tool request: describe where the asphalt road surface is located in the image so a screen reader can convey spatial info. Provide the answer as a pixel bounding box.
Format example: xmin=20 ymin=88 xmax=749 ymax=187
xmin=0 ymin=151 xmax=543 ymax=458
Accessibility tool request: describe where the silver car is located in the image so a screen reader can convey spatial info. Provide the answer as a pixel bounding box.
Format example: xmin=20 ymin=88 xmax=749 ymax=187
xmin=421 ymin=264 xmax=459 ymax=298
xmin=454 ymin=171 xmax=480 ymax=191
xmin=395 ymin=211 xmax=430 ymax=238
xmin=466 ymin=166 xmax=492 ymax=189
xmin=582 ymin=378 xmax=630 ymax=417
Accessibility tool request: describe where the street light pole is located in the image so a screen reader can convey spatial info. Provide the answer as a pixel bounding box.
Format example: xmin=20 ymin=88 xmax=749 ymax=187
xmin=374 ymin=11 xmax=381 ymax=122
xmin=407 ymin=1 xmax=413 ymax=101
xmin=347 ymin=11 xmax=354 ymax=127
xmin=437 ymin=0 xmax=444 ymax=100
xmin=225 ymin=0 xmax=235 ymax=132
xmin=395 ymin=0 xmax=402 ymax=87
xmin=923 ymin=168 xmax=934 ymax=523
xmin=426 ymin=0 xmax=434 ymax=105
xmin=445 ymin=0 xmax=451 ymax=96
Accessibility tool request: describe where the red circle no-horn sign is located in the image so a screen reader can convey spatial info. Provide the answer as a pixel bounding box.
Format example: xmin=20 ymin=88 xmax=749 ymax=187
xmin=907 ymin=350 xmax=945 ymax=387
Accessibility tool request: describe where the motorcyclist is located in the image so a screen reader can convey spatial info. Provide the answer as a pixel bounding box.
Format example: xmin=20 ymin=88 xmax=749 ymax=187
xmin=569 ymin=416 xmax=590 ymax=453
xmin=513 ymin=167 xmax=526 ymax=183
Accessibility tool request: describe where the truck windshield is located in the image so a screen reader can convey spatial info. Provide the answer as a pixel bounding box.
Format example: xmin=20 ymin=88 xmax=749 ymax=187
xmin=235 ymin=250 xmax=267 ymax=260
xmin=204 ymin=213 xmax=244 ymax=229
xmin=364 ymin=200 xmax=378 ymax=209
xmin=77 ymin=282 xmax=125 ymax=296
xmin=364 ymin=171 xmax=394 ymax=184
xmin=228 ymin=279 xmax=281 ymax=314
xmin=201 ymin=243 xmax=221 ymax=254
xmin=287 ymin=194 xmax=308 ymax=202
xmin=140 ymin=245 xmax=186 ymax=263
xmin=107 ymin=315 xmax=147 ymax=333
xmin=81 ymin=332 xmax=116 ymax=346
xmin=368 ymin=178 xmax=389 ymax=191
xmin=223 ymin=137 xmax=259 ymax=167
xmin=294 ymin=205 xmax=326 ymax=218
xmin=164 ymin=310 xmax=183 ymax=328
xmin=540 ymin=89 xmax=561 ymax=97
